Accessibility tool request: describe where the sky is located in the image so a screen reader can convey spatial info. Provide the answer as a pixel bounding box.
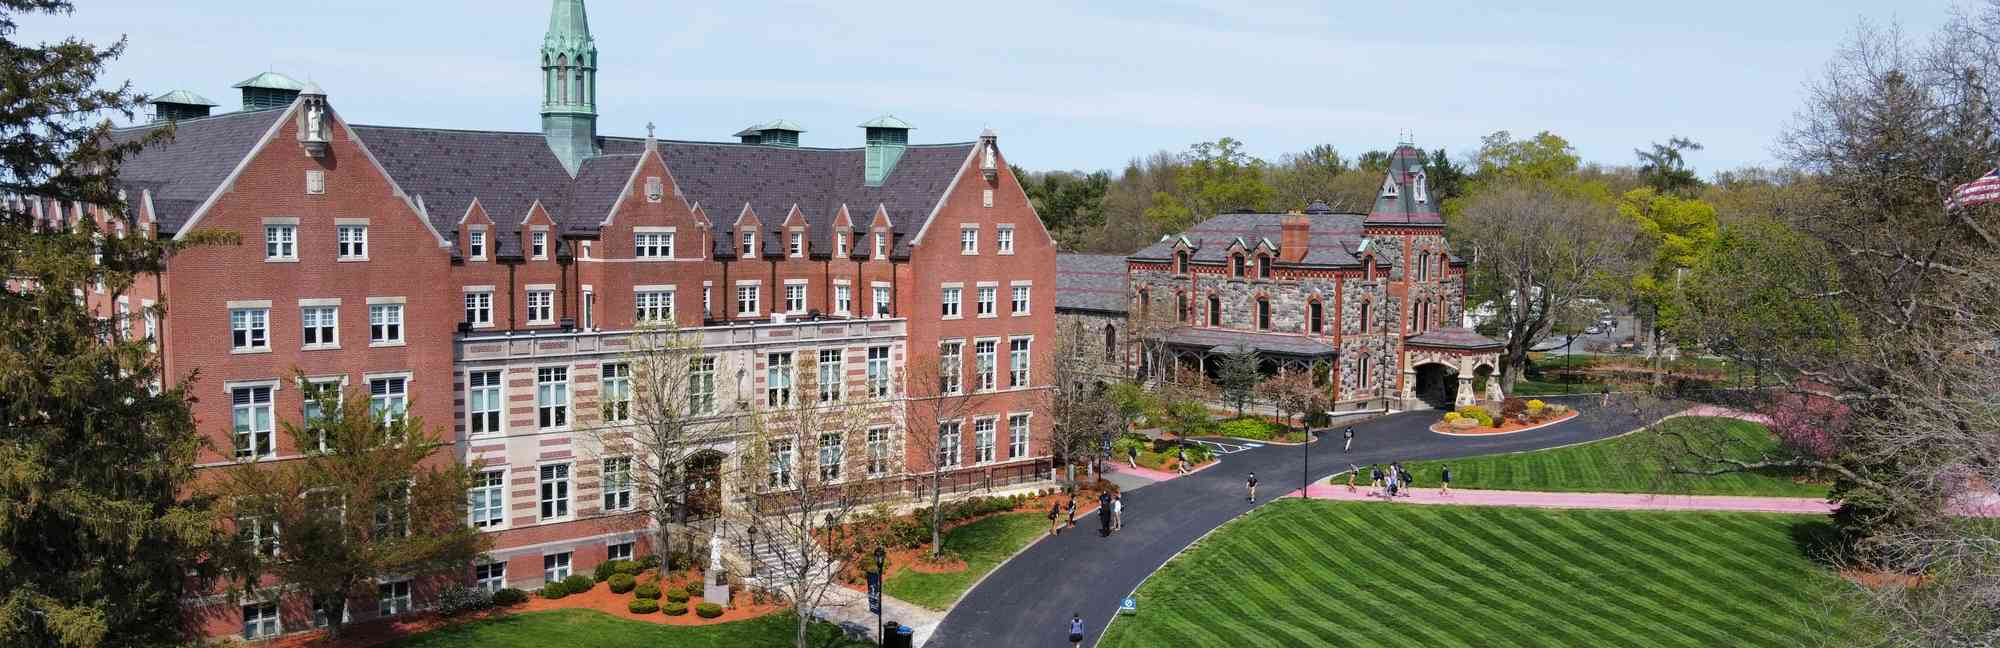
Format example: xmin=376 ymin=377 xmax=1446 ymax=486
xmin=19 ymin=0 xmax=1956 ymax=175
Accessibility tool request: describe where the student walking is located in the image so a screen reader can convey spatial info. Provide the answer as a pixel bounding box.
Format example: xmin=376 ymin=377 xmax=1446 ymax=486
xmin=1097 ymin=491 xmax=1113 ymax=537
xmin=1342 ymin=426 xmax=1354 ymax=453
xmin=1600 ymin=384 xmax=1612 ymax=407
xmin=1346 ymin=466 xmax=1359 ymax=493
xmin=1440 ymin=464 xmax=1453 ymax=497
xmin=1066 ymin=497 xmax=1077 ymax=530
xmin=1398 ymin=464 xmax=1415 ymax=496
xmin=1048 ymin=501 xmax=1063 ymax=535
xmin=1246 ymin=472 xmax=1259 ymax=502
xmin=1176 ymin=447 xmax=1191 ymax=474
xmin=1069 ymin=613 xmax=1085 ymax=647
xmin=1127 ymin=444 xmax=1140 ymax=469
xmin=1384 ymin=465 xmax=1399 ymax=499
xmin=1369 ymin=464 xmax=1384 ymax=495
xmin=1111 ymin=494 xmax=1124 ymax=533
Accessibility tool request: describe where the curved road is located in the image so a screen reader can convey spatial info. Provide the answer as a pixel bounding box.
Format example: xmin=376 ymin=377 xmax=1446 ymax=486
xmin=925 ymin=395 xmax=1677 ymax=647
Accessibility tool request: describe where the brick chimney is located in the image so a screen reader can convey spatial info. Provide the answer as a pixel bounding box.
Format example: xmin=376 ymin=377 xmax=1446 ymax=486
xmin=1280 ymin=211 xmax=1310 ymax=262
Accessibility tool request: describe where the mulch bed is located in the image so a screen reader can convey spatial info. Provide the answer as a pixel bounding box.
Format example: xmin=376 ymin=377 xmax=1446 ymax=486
xmin=837 ymin=486 xmax=1112 ymax=592
xmin=1430 ymin=409 xmax=1579 ymax=435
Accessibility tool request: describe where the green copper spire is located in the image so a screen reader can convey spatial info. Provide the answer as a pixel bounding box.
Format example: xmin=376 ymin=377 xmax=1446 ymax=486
xmin=541 ymin=0 xmax=598 ymax=175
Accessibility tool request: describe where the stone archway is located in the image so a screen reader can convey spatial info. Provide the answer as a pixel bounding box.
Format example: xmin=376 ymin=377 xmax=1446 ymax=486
xmin=1411 ymin=362 xmax=1458 ymax=410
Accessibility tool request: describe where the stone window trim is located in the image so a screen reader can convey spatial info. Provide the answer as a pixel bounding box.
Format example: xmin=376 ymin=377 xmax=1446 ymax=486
xmin=1007 ymin=410 xmax=1033 ymax=459
xmin=996 ymin=224 xmax=1015 ymax=255
xmin=335 ymin=219 xmax=370 ymax=261
xmin=467 ymin=226 xmax=489 ymax=261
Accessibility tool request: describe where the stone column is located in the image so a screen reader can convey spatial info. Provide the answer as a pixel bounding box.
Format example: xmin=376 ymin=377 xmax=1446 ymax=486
xmin=1456 ymin=376 xmax=1475 ymax=407
xmin=1400 ymin=369 xmax=1417 ymax=408
xmin=1484 ymin=362 xmax=1505 ymax=403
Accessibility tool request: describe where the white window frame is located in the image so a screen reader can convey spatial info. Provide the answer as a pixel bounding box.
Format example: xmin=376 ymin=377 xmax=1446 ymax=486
xmin=997 ymin=224 xmax=1015 ymax=254
xmin=975 ymin=285 xmax=997 ymax=318
xmin=465 ymin=289 xmax=494 ymax=328
xmin=834 ymin=282 xmax=852 ymax=316
xmin=740 ymin=230 xmax=757 ymax=257
xmin=769 ymin=438 xmax=795 ymax=488
xmin=817 ymin=348 xmax=844 ymax=403
xmin=602 ymin=456 xmax=633 ymax=511
xmin=974 ymin=417 xmax=996 ymax=464
xmin=368 ymin=374 xmax=408 ymax=425
xmin=467 ymin=369 xmax=503 ymax=436
xmin=873 ymin=284 xmax=891 ymax=318
xmin=974 ymin=339 xmax=998 ymax=392
xmin=526 ymin=289 xmax=555 ymax=325
xmin=368 ymin=299 xmax=405 ymax=346
xmin=939 ymin=341 xmax=963 ymax=396
xmin=468 ymin=228 xmax=487 ymax=261
xmin=635 ymin=289 xmax=675 ymax=323
xmin=818 ymin=431 xmax=844 ymax=482
xmin=264 ymin=222 xmax=296 ymax=261
xmin=301 ymin=304 xmax=338 ymax=349
xmin=736 ymin=282 xmax=761 ymax=316
xmin=469 ymin=468 xmax=506 ymax=529
xmin=231 ymin=383 xmax=276 ymax=460
xmin=941 ymin=285 xmax=962 ymax=319
xmin=538 ymin=463 xmax=572 ymax=521
xmin=937 ymin=421 xmax=962 ymax=469
xmin=1011 ymin=282 xmax=1031 ymax=316
xmin=785 ymin=281 xmax=807 ymax=314
xmin=336 ymin=222 xmax=369 ymax=260
xmin=789 ymin=230 xmax=805 ymax=257
xmin=635 ymin=230 xmax=675 ymax=259
xmin=475 ymin=561 xmax=507 ymax=593
xmin=530 ymin=230 xmax=549 ymax=260
xmin=242 ymin=601 xmax=281 ymax=640
xmin=1009 ymin=413 xmax=1030 ymax=459
xmin=601 ymin=362 xmax=631 ymax=423
xmin=607 ymin=541 xmax=635 ymax=562
xmin=300 ymin=376 xmax=343 ymax=452
xmin=536 ymin=366 xmax=570 ymax=429
xmin=378 ymin=579 xmax=412 ymax=617
xmin=866 ymin=426 xmax=891 ymax=477
xmin=689 ymin=355 xmax=716 ymax=415
xmin=960 ymin=226 xmax=978 ymax=255
xmin=866 ymin=346 xmax=891 ymax=399
xmin=1010 ymin=337 xmax=1032 ymax=388
xmin=543 ymin=551 xmax=572 ymax=582
xmin=873 ymin=231 xmax=887 ymax=259
xmin=229 ymin=306 xmax=269 ymax=352
xmin=766 ymin=352 xmax=794 ymax=408
xmin=835 ymin=231 xmax=848 ymax=258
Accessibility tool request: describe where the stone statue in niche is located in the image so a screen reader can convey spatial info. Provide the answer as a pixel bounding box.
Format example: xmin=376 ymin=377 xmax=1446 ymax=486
xmin=304 ymin=102 xmax=327 ymax=142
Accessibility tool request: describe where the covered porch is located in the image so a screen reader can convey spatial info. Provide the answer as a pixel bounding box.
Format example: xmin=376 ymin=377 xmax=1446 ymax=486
xmin=1400 ymin=327 xmax=1505 ymax=411
xmin=1153 ymin=326 xmax=1337 ymax=382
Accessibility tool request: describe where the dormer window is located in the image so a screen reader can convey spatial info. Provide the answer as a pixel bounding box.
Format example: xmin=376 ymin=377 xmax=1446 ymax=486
xmin=1175 ymin=250 xmax=1189 ymax=274
xmin=469 ymin=230 xmax=486 ymax=260
xmin=789 ymin=231 xmax=804 ymax=257
xmin=531 ymin=231 xmax=548 ymax=260
xmin=873 ymin=232 xmax=887 ymax=259
xmin=835 ymin=232 xmax=848 ymax=258
xmin=1380 ymin=175 xmax=1399 ymax=199
xmin=741 ymin=231 xmax=756 ymax=257
xmin=1414 ymin=171 xmax=1429 ymax=204
xmin=1257 ymin=255 xmax=1271 ymax=279
xmin=1231 ymin=254 xmax=1245 ymax=278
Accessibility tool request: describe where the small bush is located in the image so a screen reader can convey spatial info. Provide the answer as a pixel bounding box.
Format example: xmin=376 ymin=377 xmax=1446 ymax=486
xmin=628 ymin=598 xmax=660 ymax=614
xmin=637 ymin=554 xmax=662 ymax=570
xmin=696 ymin=602 xmax=724 ymax=618
xmin=1527 ymin=399 xmax=1546 ymax=411
xmin=684 ymin=580 xmax=704 ymax=596
xmin=634 ymin=582 xmax=661 ymax=600
xmin=1443 ymin=412 xmax=1461 ymax=422
xmin=1217 ymin=417 xmax=1279 ymax=440
xmin=491 ymin=588 xmax=530 ymax=606
xmin=541 ymin=582 xmax=569 ymax=599
xmin=607 ymin=573 xmax=636 ymax=594
xmin=594 ymin=559 xmax=630 ymax=582
xmin=666 ymin=589 xmax=690 ymax=604
xmin=562 ymin=574 xmax=595 ymax=594
xmin=614 ymin=560 xmax=640 ymax=576
xmin=668 ymin=551 xmax=694 ymax=572
xmin=1501 ymin=397 xmax=1528 ymax=420
xmin=435 ymin=585 xmax=493 ymax=617
xmin=664 ymin=601 xmax=689 ymax=616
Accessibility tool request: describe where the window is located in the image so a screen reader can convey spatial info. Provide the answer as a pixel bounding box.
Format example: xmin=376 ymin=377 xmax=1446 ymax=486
xmin=740 ymin=231 xmax=756 ymax=257
xmin=236 ymin=507 xmax=279 ymax=558
xmin=1177 ymin=292 xmax=1190 ymax=322
xmin=974 ymin=418 xmax=995 ymax=463
xmin=873 ymin=232 xmax=887 ymax=258
xmin=937 ymin=422 xmax=962 ymax=468
xmin=378 ymin=580 xmax=411 ymax=616
xmin=960 ymin=227 xmax=978 ymax=254
xmin=785 ymin=283 xmax=806 ymax=314
xmin=538 ymin=464 xmax=571 ymax=520
xmin=789 ymin=231 xmax=804 ymax=257
xmin=1009 ymin=338 xmax=1031 ymax=387
xmin=230 ymin=307 xmax=268 ymax=351
xmin=818 ymin=348 xmax=843 ymax=402
xmin=635 ymin=232 xmax=674 ymax=258
xmin=635 ymin=290 xmax=674 ymax=323
xmin=601 ymin=363 xmax=630 ymax=422
xmin=543 ymin=551 xmax=572 ymax=582
xmin=939 ymin=341 xmax=963 ymax=395
xmin=531 ymin=231 xmax=548 ymax=259
xmin=264 ymin=224 xmax=296 ymax=260
xmin=1308 ymin=300 xmax=1324 ymax=334
xmin=470 ymin=469 xmax=505 ymax=528
xmin=818 ymin=432 xmax=843 ymax=482
xmin=976 ymin=287 xmax=996 ymax=317
xmin=469 ymin=230 xmax=486 ymax=259
xmin=242 ymin=602 xmax=280 ymax=640
xmin=974 ymin=340 xmax=997 ymax=392
xmin=607 ymin=542 xmax=634 ymax=562
xmin=768 ymin=439 xmax=794 ymax=488
xmin=1009 ymin=414 xmax=1029 ymax=458
xmin=475 ymin=562 xmax=507 ymax=593
xmin=468 ymin=370 xmax=502 ymax=435
xmin=302 ymin=379 xmax=340 ymax=451
xmin=1258 ymin=255 xmax=1271 ymax=279
xmin=369 ymin=304 xmax=403 ymax=344
xmin=369 ymin=376 xmax=407 ymax=424
xmin=1359 ymin=301 xmax=1371 ymax=332
xmin=1103 ymin=324 xmax=1118 ymax=363
xmin=941 ymin=287 xmax=961 ymax=318
xmin=835 ymin=233 xmax=848 ymax=257
xmin=1012 ymin=285 xmax=1030 ymax=315
xmin=834 ymin=284 xmax=852 ymax=315
xmin=997 ymin=226 xmax=1015 ymax=254
xmin=689 ymin=356 xmax=715 ymax=414
xmin=537 ymin=367 xmax=569 ymax=429
xmin=602 ymin=457 xmax=633 ymax=511
xmin=1256 ymin=298 xmax=1271 ymax=330
xmin=873 ymin=286 xmax=891 ymax=317
xmin=702 ymin=286 xmax=711 ymax=318
xmin=1232 ymin=254 xmax=1245 ymax=277
xmin=302 ymin=305 xmax=337 ymax=348
xmin=1207 ymin=295 xmax=1221 ymax=327
xmin=766 ymin=352 xmax=793 ymax=407
xmin=736 ymin=284 xmax=760 ymax=316
xmin=866 ymin=346 xmax=891 ymax=398
xmin=1175 ymin=250 xmax=1189 ymax=273
xmin=465 ymin=291 xmax=492 ymax=327
xmin=867 ymin=427 xmax=890 ymax=476
xmin=232 ymin=385 xmax=274 ymax=459
xmin=526 ymin=290 xmax=554 ymax=324
xmin=372 ymin=482 xmax=409 ymax=538
xmin=338 ymin=224 xmax=368 ymax=259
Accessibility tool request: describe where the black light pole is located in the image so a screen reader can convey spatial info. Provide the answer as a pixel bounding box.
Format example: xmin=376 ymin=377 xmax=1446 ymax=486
xmin=873 ymin=546 xmax=887 ymax=646
xmin=1301 ymin=420 xmax=1310 ymax=498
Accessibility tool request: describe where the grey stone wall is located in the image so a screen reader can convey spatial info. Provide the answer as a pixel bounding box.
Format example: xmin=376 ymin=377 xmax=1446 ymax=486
xmin=1057 ymin=311 xmax=1128 ymax=380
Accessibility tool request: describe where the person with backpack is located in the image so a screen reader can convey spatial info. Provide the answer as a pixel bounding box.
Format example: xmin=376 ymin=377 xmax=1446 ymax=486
xmin=1369 ymin=464 xmax=1384 ymax=496
xmin=1069 ymin=613 xmax=1086 ymax=647
xmin=1066 ymin=497 xmax=1077 ymax=530
xmin=1342 ymin=426 xmax=1355 ymax=453
xmin=1048 ymin=501 xmax=1063 ymax=535
xmin=1246 ymin=472 xmax=1259 ymax=502
xmin=1440 ymin=464 xmax=1454 ymax=497
xmin=1097 ymin=490 xmax=1113 ymax=536
xmin=1176 ymin=446 xmax=1191 ymax=474
xmin=1384 ymin=464 xmax=1399 ymax=499
xmin=1398 ymin=463 xmax=1415 ymax=496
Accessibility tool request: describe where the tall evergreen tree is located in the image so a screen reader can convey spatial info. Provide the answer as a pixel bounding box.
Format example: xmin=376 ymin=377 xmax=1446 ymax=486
xmin=0 ymin=2 xmax=226 ymax=645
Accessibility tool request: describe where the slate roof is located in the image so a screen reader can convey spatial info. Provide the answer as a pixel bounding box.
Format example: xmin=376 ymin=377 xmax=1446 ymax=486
xmin=1365 ymin=145 xmax=1445 ymax=227
xmin=1055 ymin=253 xmax=1129 ymax=314
xmin=107 ymin=107 xmax=289 ymax=232
xmin=1160 ymin=326 xmax=1337 ymax=357
xmin=1404 ymin=326 xmax=1503 ymax=350
xmin=349 ymin=126 xmax=577 ymax=254
xmin=1128 ymin=211 xmax=1377 ymax=269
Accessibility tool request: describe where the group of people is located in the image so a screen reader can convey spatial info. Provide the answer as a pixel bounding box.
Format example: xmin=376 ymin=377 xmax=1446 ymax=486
xmin=1344 ymin=462 xmax=1452 ymax=498
xmin=1047 ymin=490 xmax=1126 ymax=537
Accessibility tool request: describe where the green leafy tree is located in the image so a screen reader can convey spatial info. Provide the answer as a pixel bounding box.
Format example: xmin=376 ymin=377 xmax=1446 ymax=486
xmin=1267 ymin=144 xmax=1350 ymax=210
xmin=1635 ymin=137 xmax=1706 ymax=196
xmin=1144 ymin=138 xmax=1275 ymax=232
xmin=1015 ymin=167 xmax=1109 ymax=250
xmin=210 ymin=385 xmax=487 ymax=639
xmin=1423 ymin=148 xmax=1468 ymax=205
xmin=1618 ymin=187 xmax=1719 ymax=380
xmin=0 ymin=3 xmax=230 ymax=645
xmin=1470 ymin=130 xmax=1582 ymax=185
xmin=1215 ymin=350 xmax=1262 ymax=416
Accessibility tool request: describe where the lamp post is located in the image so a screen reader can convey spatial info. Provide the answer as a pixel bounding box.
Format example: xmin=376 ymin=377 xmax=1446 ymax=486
xmin=1301 ymin=420 xmax=1311 ymax=499
xmin=872 ymin=546 xmax=887 ymax=646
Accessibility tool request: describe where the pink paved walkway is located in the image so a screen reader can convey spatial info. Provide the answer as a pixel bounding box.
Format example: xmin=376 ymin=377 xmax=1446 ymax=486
xmin=1671 ymin=404 xmax=1773 ymax=425
xmin=1281 ymin=483 xmax=1836 ymax=514
xmin=1102 ymin=459 xmax=1217 ymax=482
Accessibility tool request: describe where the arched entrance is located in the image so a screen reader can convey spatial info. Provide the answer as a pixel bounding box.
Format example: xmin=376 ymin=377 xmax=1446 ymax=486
xmin=1412 ymin=363 xmax=1458 ymax=410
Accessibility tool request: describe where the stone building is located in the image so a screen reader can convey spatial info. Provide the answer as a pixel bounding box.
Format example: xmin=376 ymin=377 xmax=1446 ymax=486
xmin=52 ymin=0 xmax=1057 ymax=639
xmin=1075 ymin=143 xmax=1503 ymax=412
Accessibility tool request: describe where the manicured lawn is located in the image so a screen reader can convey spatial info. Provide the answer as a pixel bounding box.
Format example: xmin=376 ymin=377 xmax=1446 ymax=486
xmin=1100 ymin=500 xmax=1853 ymax=648
xmin=386 ymin=608 xmax=869 ymax=648
xmin=1510 ymin=378 xmax=1607 ymax=396
xmin=883 ymin=512 xmax=1048 ymax=610
xmin=1398 ymin=416 xmax=1828 ymax=498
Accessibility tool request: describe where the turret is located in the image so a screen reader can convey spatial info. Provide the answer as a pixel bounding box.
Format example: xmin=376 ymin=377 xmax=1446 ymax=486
xmin=541 ymin=0 xmax=598 ymax=175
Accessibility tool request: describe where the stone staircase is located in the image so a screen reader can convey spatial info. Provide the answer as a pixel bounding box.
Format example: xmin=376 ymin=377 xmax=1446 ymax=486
xmin=741 ymin=537 xmax=834 ymax=587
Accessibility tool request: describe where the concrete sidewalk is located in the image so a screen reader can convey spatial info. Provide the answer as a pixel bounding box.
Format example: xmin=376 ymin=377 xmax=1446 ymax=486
xmin=1281 ymin=483 xmax=1836 ymax=514
xmin=809 ymin=584 xmax=942 ymax=646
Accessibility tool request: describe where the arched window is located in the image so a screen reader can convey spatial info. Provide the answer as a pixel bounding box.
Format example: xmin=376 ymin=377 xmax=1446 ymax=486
xmin=1357 ymin=355 xmax=1372 ymax=393
xmin=1232 ymin=254 xmax=1246 ymax=278
xmin=1438 ymin=254 xmax=1447 ymax=279
xmin=1362 ymin=255 xmax=1374 ymax=281
xmin=556 ymin=55 xmax=569 ymax=103
xmin=1175 ymin=250 xmax=1190 ymax=274
xmin=1358 ymin=300 xmax=1371 ymax=333
xmin=1138 ymin=290 xmax=1151 ymax=321
xmin=1417 ymin=251 xmax=1429 ymax=281
xmin=1103 ymin=324 xmax=1118 ymax=363
xmin=1256 ymin=297 xmax=1271 ymax=330
xmin=1307 ymin=299 xmax=1323 ymax=334
xmin=573 ymin=63 xmax=586 ymax=104
xmin=1176 ymin=291 xmax=1190 ymax=323
xmin=1207 ymin=294 xmax=1221 ymax=327
xmin=1257 ymin=254 xmax=1271 ymax=279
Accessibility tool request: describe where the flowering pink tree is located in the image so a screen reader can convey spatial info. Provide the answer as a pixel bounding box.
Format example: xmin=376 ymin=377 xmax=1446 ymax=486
xmin=1761 ymin=389 xmax=1850 ymax=460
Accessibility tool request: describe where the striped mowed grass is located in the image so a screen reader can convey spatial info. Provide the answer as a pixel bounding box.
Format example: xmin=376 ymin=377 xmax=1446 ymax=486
xmin=1099 ymin=500 xmax=1851 ymax=648
xmin=1399 ymin=416 xmax=1827 ymax=497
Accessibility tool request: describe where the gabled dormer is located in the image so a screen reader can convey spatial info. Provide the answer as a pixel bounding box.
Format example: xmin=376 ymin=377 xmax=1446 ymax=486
xmin=733 ymin=204 xmax=763 ymax=259
xmin=520 ymin=200 xmax=556 ymax=262
xmin=868 ymin=204 xmax=894 ymax=260
xmin=1253 ymin=237 xmax=1276 ymax=279
xmin=1171 ymin=236 xmax=1196 ymax=274
xmin=458 ymin=198 xmax=495 ymax=262
xmin=781 ymin=204 xmax=809 ymax=258
xmin=831 ymin=204 xmax=856 ymax=259
xmin=1226 ymin=236 xmax=1250 ymax=278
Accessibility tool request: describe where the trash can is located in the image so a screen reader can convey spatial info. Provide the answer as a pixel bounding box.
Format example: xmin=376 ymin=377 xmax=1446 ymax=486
xmin=882 ymin=621 xmax=914 ymax=648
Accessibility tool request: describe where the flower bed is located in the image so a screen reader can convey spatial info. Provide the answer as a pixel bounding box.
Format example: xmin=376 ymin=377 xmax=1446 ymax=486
xmin=1433 ymin=407 xmax=1578 ymax=435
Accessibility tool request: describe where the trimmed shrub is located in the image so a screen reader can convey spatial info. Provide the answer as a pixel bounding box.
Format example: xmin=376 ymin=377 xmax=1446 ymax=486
xmin=435 ymin=585 xmax=492 ymax=617
xmin=1443 ymin=412 xmax=1461 ymax=422
xmin=696 ymin=602 xmax=724 ymax=618
xmin=684 ymin=580 xmax=704 ymax=596
xmin=628 ymin=598 xmax=660 ymax=614
xmin=607 ymin=573 xmax=636 ymax=594
xmin=634 ymin=582 xmax=661 ymax=600
xmin=1501 ymin=397 xmax=1528 ymax=421
xmin=562 ymin=574 xmax=595 ymax=595
xmin=664 ymin=601 xmax=689 ymax=616
xmin=594 ymin=559 xmax=630 ymax=582
xmin=614 ymin=560 xmax=640 ymax=576
xmin=637 ymin=554 xmax=662 ymax=570
xmin=491 ymin=588 xmax=530 ymax=606
xmin=541 ymin=582 xmax=569 ymax=599
xmin=1527 ymin=399 xmax=1546 ymax=411
xmin=665 ymin=589 xmax=690 ymax=604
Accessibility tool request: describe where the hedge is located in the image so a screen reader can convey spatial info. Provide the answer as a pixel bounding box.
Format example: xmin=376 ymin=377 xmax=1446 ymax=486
xmin=634 ymin=583 xmax=661 ymax=600
xmin=665 ymin=589 xmax=690 ymax=604
xmin=594 ymin=559 xmax=631 ymax=581
xmin=491 ymin=588 xmax=529 ymax=606
xmin=627 ymin=598 xmax=659 ymax=614
xmin=562 ymin=574 xmax=595 ymax=595
xmin=607 ymin=573 xmax=636 ymax=594
xmin=540 ymin=582 xmax=569 ymax=599
xmin=664 ymin=601 xmax=689 ymax=616
xmin=695 ymin=602 xmax=724 ymax=618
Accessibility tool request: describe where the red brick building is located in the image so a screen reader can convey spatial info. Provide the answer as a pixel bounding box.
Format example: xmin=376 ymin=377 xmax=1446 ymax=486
xmin=75 ymin=0 xmax=1056 ymax=639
